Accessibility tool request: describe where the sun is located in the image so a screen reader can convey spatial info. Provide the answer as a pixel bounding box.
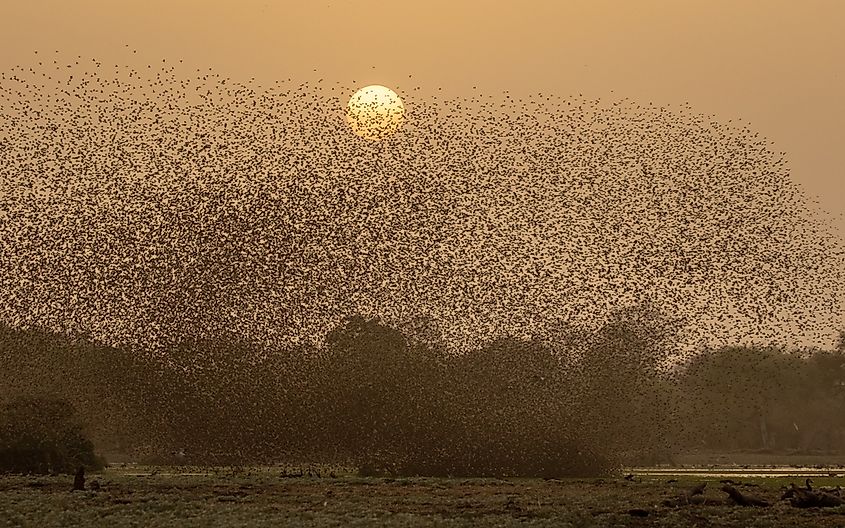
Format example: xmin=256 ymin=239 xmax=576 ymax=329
xmin=346 ymin=85 xmax=405 ymax=141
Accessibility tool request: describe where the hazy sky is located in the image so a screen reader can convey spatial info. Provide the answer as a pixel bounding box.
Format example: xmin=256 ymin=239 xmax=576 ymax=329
xmin=2 ymin=0 xmax=843 ymax=235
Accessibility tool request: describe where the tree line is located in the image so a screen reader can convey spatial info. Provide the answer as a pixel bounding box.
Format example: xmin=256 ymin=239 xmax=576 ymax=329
xmin=0 ymin=313 xmax=842 ymax=476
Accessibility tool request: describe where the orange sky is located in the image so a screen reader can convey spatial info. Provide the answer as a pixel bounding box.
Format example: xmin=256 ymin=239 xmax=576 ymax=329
xmin=2 ymin=0 xmax=843 ymax=236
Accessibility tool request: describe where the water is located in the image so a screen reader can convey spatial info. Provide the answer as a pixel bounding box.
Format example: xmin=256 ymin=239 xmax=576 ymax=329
xmin=632 ymin=467 xmax=845 ymax=478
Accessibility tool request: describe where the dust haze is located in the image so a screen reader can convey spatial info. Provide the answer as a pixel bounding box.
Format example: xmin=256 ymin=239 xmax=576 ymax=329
xmin=0 ymin=57 xmax=843 ymax=478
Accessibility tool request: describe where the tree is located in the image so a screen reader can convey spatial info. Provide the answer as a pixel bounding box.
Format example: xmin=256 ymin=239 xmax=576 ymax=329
xmin=441 ymin=336 xmax=609 ymax=478
xmin=318 ymin=315 xmax=430 ymax=467
xmin=677 ymin=346 xmax=803 ymax=450
xmin=0 ymin=396 xmax=104 ymax=474
xmin=573 ymin=303 xmax=681 ymax=462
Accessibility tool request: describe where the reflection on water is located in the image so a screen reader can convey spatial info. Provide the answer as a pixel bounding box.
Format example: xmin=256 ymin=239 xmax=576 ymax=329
xmin=112 ymin=463 xmax=845 ymax=479
xmin=633 ymin=467 xmax=845 ymax=478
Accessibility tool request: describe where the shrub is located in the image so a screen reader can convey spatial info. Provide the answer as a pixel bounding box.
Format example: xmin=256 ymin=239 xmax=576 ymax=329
xmin=0 ymin=396 xmax=104 ymax=474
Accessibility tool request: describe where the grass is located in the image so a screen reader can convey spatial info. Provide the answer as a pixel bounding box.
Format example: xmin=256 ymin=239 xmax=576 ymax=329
xmin=1 ymin=466 xmax=844 ymax=527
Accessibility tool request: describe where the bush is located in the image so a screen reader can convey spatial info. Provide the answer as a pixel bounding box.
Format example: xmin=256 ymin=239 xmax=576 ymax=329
xmin=0 ymin=396 xmax=104 ymax=474
xmin=313 ymin=317 xmax=620 ymax=478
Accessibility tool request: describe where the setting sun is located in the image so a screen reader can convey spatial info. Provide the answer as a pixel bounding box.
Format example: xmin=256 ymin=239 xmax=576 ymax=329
xmin=2 ymin=2 xmax=845 ymax=524
xmin=346 ymin=85 xmax=404 ymax=141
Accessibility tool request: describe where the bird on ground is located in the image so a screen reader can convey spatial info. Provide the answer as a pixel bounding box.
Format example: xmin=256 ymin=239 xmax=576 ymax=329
xmin=721 ymin=485 xmax=770 ymax=507
xmin=72 ymin=466 xmax=85 ymax=492
xmin=783 ymin=480 xmax=844 ymax=508
xmin=687 ymin=482 xmax=707 ymax=497
xmin=661 ymin=481 xmax=708 ymax=507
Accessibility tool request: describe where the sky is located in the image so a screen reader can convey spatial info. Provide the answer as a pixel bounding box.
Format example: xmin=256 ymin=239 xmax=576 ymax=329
xmin=2 ymin=2 xmax=845 ymax=480
xmin=2 ymin=0 xmax=842 ymax=236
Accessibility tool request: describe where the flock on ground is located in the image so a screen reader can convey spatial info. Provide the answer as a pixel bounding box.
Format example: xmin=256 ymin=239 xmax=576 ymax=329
xmin=61 ymin=465 xmax=845 ymax=512
xmin=655 ymin=477 xmax=844 ymax=510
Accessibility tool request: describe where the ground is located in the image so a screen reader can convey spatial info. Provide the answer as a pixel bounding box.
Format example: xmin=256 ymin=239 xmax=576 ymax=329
xmin=1 ymin=466 xmax=844 ymax=527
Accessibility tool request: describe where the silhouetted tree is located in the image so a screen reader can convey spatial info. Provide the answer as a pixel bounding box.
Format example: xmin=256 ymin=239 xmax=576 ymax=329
xmin=574 ymin=303 xmax=681 ymax=462
xmin=317 ymin=315 xmax=429 ymax=467
xmin=0 ymin=396 xmax=103 ymax=474
xmin=678 ymin=346 xmax=806 ymax=450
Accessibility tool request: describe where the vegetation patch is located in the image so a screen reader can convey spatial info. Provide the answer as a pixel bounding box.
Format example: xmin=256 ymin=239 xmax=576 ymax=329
xmin=0 ymin=396 xmax=104 ymax=475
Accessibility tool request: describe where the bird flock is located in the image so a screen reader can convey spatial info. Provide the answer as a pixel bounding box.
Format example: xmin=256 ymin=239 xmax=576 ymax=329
xmin=0 ymin=52 xmax=842 ymax=357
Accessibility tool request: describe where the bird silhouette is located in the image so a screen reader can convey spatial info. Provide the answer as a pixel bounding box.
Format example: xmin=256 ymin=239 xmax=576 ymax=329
xmin=721 ymin=484 xmax=770 ymax=507
xmin=0 ymin=51 xmax=842 ymax=473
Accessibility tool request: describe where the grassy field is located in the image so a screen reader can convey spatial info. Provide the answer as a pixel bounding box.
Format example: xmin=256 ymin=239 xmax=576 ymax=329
xmin=1 ymin=466 xmax=844 ymax=527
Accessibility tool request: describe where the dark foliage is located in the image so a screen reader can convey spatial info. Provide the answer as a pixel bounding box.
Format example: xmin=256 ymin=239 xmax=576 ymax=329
xmin=675 ymin=344 xmax=845 ymax=452
xmin=0 ymin=396 xmax=104 ymax=474
xmin=1 ymin=316 xmax=843 ymax=476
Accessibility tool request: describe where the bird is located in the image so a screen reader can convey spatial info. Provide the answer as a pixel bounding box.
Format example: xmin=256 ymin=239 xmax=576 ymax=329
xmin=783 ymin=480 xmax=844 ymax=508
xmin=687 ymin=482 xmax=707 ymax=497
xmin=721 ymin=485 xmax=770 ymax=507
xmin=72 ymin=466 xmax=85 ymax=492
xmin=0 ymin=51 xmax=842 ymax=479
